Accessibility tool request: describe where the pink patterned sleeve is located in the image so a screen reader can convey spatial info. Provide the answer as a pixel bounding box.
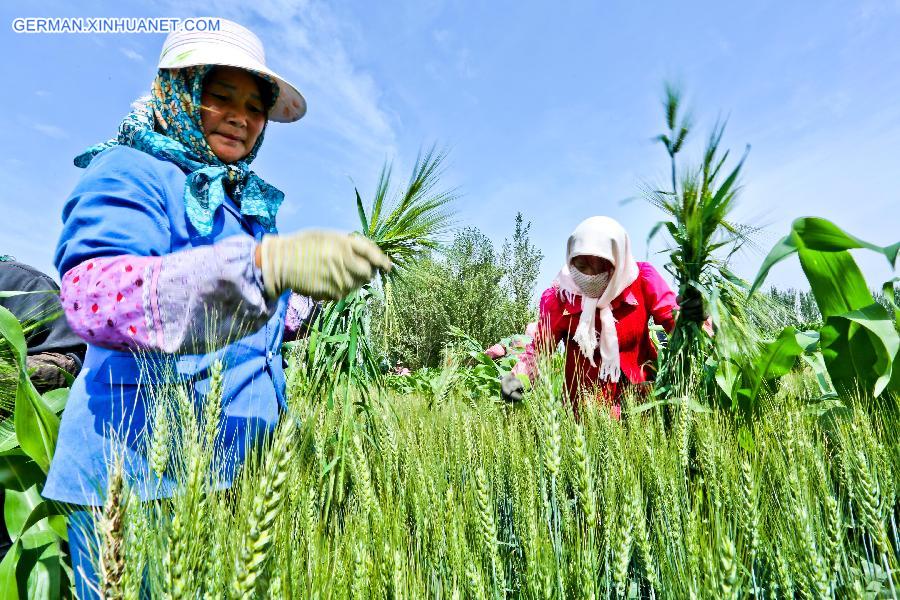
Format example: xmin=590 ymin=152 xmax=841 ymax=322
xmin=59 ymin=235 xmax=276 ymax=353
xmin=59 ymin=256 xmax=155 ymax=352
xmin=511 ymin=287 xmax=566 ymax=380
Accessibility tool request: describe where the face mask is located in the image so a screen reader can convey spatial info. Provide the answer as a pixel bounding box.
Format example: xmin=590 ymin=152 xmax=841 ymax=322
xmin=570 ymin=267 xmax=611 ymax=298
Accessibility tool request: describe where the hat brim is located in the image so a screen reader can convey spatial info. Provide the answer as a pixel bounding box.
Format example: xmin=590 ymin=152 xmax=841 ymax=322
xmin=159 ymin=48 xmax=306 ymax=123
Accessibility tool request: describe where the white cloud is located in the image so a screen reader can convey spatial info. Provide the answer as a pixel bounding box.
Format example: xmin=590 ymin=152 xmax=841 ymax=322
xmin=433 ymin=28 xmax=450 ymax=47
xmin=120 ymin=47 xmax=144 ymax=62
xmin=32 ymin=123 xmax=67 ymax=139
xmin=428 ymin=27 xmax=475 ymax=79
xmin=855 ymin=0 xmax=900 ymax=21
xmin=158 ymin=0 xmax=398 ymax=162
xmin=455 ymin=46 xmax=475 ymax=79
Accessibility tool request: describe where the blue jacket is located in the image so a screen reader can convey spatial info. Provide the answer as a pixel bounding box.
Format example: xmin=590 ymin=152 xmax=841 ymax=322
xmin=43 ymin=145 xmax=289 ymax=506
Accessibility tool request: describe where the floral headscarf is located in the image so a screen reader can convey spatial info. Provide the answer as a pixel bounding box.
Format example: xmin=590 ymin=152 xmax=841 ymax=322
xmin=75 ymin=66 xmax=284 ymax=236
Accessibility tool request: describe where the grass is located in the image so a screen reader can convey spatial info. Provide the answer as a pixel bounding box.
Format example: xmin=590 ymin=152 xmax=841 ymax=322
xmin=91 ymin=352 xmax=899 ymax=599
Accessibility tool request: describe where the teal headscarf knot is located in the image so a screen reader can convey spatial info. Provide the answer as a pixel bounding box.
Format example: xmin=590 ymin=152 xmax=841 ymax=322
xmin=74 ymin=66 xmax=284 ymax=237
xmin=185 ymin=165 xmax=283 ymax=235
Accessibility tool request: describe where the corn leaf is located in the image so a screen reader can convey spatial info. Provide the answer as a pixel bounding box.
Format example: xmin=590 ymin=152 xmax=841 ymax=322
xmin=750 ymin=217 xmax=899 ymax=302
xmin=0 ymin=450 xmax=44 ymax=492
xmin=750 ymin=217 xmax=899 ymax=397
xmin=0 ymin=540 xmax=21 ymax=600
xmin=0 ymin=305 xmax=60 ymax=471
xmin=820 ymin=303 xmax=899 ymax=396
xmin=14 ymin=373 xmax=59 ymax=473
xmin=24 ymin=542 xmax=63 ymax=600
xmin=797 ymin=248 xmax=872 ymax=319
xmin=747 ymin=327 xmax=816 ymax=404
xmin=0 ymin=305 xmax=28 ymax=367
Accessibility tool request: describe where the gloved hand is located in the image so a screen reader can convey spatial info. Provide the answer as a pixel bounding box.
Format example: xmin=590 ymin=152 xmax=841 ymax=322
xmin=676 ymin=285 xmax=705 ymax=323
xmin=500 ymin=373 xmax=525 ymax=403
xmin=259 ymin=230 xmax=391 ymax=301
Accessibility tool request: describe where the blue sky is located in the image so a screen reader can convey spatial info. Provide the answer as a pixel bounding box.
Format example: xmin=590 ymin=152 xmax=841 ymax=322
xmin=1 ymin=1 xmax=898 ymax=298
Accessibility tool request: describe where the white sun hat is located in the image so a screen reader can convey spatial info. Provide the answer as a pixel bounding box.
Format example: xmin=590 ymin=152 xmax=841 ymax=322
xmin=157 ymin=18 xmax=306 ymax=123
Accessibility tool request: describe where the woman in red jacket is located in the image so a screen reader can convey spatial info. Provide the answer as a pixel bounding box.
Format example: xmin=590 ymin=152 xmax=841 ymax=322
xmin=501 ymin=216 xmax=700 ymax=415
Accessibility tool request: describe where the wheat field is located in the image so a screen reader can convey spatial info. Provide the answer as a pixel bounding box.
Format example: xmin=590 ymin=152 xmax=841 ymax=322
xmin=85 ymin=355 xmax=900 ymax=600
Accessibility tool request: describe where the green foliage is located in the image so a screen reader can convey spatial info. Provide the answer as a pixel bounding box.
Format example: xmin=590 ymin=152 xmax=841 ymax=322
xmin=713 ymin=327 xmax=834 ymax=418
xmin=373 ymin=220 xmax=541 ymax=370
xmin=449 ymin=324 xmax=518 ymax=399
xmin=0 ymin=301 xmax=70 ymax=599
xmin=501 ymin=212 xmax=544 ymax=329
xmin=751 ymin=217 xmax=899 ymax=397
xmin=765 ymin=287 xmax=822 ymax=328
xmin=290 ymin=289 xmax=383 ymax=406
xmin=656 ymin=82 xmax=692 ymax=194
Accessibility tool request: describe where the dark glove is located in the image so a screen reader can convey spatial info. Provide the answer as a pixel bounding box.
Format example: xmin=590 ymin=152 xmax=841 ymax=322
xmin=676 ymin=286 xmax=705 ymax=324
xmin=26 ymin=352 xmax=80 ymax=392
xmin=500 ymin=373 xmax=525 ymax=403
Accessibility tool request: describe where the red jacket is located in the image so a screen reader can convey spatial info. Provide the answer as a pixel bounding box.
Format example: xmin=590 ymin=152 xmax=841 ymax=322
xmin=514 ymin=262 xmax=677 ymax=403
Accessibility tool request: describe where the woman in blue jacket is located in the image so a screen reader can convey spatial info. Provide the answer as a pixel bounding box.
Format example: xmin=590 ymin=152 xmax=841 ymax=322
xmin=44 ymin=19 xmax=389 ymax=597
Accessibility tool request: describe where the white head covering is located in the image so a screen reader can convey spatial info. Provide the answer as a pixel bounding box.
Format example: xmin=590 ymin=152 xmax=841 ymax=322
xmin=158 ymin=18 xmax=307 ymax=123
xmin=554 ymin=216 xmax=640 ymax=382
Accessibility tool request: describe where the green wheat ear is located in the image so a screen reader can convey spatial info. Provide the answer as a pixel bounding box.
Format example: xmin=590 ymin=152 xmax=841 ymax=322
xmin=230 ymin=416 xmax=298 ymax=599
